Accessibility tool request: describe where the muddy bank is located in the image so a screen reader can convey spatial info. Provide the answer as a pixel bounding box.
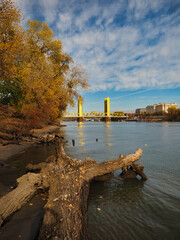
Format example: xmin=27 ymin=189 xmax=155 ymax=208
xmin=0 ymin=142 xmax=35 ymax=162
xmin=0 ymin=124 xmax=64 ymax=197
xmin=0 ymin=126 xmax=62 ymax=240
xmin=0 ymin=125 xmax=63 ymax=163
xmin=0 ymin=104 xmax=66 ymax=239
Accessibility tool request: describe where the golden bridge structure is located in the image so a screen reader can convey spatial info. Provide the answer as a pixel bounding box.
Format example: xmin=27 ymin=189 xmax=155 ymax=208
xmin=63 ymin=97 xmax=127 ymax=122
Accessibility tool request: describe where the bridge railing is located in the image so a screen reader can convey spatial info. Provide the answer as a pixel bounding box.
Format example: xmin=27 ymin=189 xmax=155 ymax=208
xmin=63 ymin=112 xmax=127 ymax=117
xmin=111 ymin=113 xmax=125 ymax=117
xmin=82 ymin=112 xmax=105 ymax=116
xmin=63 ymin=113 xmax=78 ymax=117
xmin=63 ymin=112 xmax=105 ymax=117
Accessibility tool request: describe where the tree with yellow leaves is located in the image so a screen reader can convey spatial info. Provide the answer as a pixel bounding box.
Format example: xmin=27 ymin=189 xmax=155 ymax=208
xmin=0 ymin=1 xmax=89 ymax=127
xmin=0 ymin=0 xmax=25 ymax=105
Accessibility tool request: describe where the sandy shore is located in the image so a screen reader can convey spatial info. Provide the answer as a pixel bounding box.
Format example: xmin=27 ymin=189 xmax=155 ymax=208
xmin=0 ymin=142 xmax=35 ymax=162
xmin=0 ymin=125 xmax=61 ymax=162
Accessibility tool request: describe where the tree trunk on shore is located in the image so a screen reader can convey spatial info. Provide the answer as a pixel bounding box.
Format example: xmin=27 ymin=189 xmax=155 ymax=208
xmin=0 ymin=137 xmax=147 ymax=239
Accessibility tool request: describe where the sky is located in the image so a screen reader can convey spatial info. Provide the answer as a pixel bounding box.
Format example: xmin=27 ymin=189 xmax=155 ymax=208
xmin=14 ymin=0 xmax=180 ymax=113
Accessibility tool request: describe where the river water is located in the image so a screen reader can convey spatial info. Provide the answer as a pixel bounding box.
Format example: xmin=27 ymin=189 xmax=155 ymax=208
xmin=61 ymin=121 xmax=180 ymax=240
xmin=0 ymin=121 xmax=180 ymax=240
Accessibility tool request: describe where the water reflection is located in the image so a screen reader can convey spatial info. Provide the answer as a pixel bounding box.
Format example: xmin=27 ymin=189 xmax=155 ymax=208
xmin=105 ymin=122 xmax=111 ymax=128
xmin=104 ymin=122 xmax=112 ymax=147
xmin=106 ymin=143 xmax=112 ymax=146
xmin=77 ymin=122 xmax=85 ymax=147
xmin=79 ymin=142 xmax=85 ymax=146
xmin=78 ymin=122 xmax=84 ymax=128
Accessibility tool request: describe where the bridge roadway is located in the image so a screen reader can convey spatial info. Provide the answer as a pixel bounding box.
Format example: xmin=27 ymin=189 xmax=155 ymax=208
xmin=63 ymin=113 xmax=127 ymax=119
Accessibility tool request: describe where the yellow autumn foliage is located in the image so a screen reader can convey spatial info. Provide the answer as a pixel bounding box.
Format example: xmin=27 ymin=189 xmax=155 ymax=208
xmin=0 ymin=1 xmax=89 ymax=126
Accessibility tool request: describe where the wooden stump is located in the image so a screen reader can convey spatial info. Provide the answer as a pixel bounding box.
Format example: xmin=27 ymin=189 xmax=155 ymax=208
xmin=120 ymin=163 xmax=147 ymax=180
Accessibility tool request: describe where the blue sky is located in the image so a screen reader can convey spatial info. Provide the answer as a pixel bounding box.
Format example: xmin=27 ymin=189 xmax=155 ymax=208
xmin=15 ymin=0 xmax=180 ymax=113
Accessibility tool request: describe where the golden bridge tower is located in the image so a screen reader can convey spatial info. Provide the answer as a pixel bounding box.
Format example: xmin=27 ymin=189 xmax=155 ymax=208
xmin=104 ymin=97 xmax=110 ymax=117
xmin=77 ymin=97 xmax=85 ymax=122
xmin=104 ymin=97 xmax=111 ymax=122
xmin=78 ymin=97 xmax=83 ymax=117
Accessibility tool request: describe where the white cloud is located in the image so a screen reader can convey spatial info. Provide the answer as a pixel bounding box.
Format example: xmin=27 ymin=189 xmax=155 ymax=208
xmin=57 ymin=12 xmax=73 ymax=32
xmin=39 ymin=0 xmax=59 ymax=24
xmin=13 ymin=0 xmax=180 ymax=92
xmin=14 ymin=0 xmax=34 ymax=22
xmin=126 ymin=0 xmax=168 ymax=21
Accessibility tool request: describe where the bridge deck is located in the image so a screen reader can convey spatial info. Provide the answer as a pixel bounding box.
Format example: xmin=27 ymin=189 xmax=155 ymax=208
xmin=63 ymin=115 xmax=127 ymax=118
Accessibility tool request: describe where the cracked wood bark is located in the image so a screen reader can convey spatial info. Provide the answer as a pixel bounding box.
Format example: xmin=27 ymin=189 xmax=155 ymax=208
xmin=0 ymin=137 xmax=146 ymax=239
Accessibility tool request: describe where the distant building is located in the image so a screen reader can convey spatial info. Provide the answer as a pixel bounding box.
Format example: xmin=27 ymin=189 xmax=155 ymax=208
xmin=155 ymin=103 xmax=178 ymax=113
xmin=146 ymin=103 xmax=178 ymax=113
xmin=146 ymin=105 xmax=157 ymax=113
xmin=135 ymin=108 xmax=146 ymax=114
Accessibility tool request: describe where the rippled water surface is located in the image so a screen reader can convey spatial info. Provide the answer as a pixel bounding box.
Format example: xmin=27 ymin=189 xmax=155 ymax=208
xmin=61 ymin=121 xmax=180 ymax=240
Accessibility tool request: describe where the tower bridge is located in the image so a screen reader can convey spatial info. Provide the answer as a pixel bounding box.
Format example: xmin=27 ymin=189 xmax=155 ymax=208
xmin=63 ymin=97 xmax=127 ymax=121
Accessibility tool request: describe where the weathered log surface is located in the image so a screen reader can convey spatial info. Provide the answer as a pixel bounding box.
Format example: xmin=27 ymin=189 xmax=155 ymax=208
xmin=0 ymin=173 xmax=41 ymax=226
xmin=0 ymin=137 xmax=147 ymax=239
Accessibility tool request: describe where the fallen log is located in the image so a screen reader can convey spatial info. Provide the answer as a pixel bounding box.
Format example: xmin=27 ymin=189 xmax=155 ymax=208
xmin=0 ymin=137 xmax=147 ymax=239
xmin=0 ymin=173 xmax=42 ymax=226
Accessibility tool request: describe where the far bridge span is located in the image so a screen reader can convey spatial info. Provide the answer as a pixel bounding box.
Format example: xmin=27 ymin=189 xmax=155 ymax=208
xmin=63 ymin=97 xmax=127 ymax=121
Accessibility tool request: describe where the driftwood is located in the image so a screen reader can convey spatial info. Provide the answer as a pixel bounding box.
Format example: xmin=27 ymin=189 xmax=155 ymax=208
xmin=0 ymin=173 xmax=41 ymax=226
xmin=120 ymin=163 xmax=147 ymax=180
xmin=0 ymin=137 xmax=147 ymax=239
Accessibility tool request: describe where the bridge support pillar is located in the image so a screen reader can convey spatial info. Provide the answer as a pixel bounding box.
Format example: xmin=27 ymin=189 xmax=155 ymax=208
xmin=77 ymin=117 xmax=86 ymax=122
xmin=105 ymin=117 xmax=111 ymax=122
xmin=102 ymin=117 xmax=111 ymax=122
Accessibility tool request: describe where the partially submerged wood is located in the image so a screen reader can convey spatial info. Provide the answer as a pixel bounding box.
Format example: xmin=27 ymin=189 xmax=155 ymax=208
xmin=120 ymin=163 xmax=147 ymax=180
xmin=0 ymin=137 xmax=147 ymax=239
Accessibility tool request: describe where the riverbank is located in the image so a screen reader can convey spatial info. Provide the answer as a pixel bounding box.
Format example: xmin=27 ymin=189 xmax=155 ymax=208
xmin=0 ymin=124 xmax=63 ymax=164
xmin=0 ymin=124 xmax=63 ymax=239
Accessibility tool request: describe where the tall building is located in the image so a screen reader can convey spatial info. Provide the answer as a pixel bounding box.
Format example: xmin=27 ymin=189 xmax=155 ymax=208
xmin=135 ymin=108 xmax=146 ymax=114
xmin=155 ymin=103 xmax=178 ymax=113
xmin=146 ymin=105 xmax=157 ymax=113
xmin=146 ymin=103 xmax=178 ymax=113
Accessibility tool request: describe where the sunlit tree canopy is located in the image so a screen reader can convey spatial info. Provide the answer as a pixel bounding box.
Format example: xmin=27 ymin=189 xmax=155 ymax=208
xmin=0 ymin=0 xmax=89 ymax=126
